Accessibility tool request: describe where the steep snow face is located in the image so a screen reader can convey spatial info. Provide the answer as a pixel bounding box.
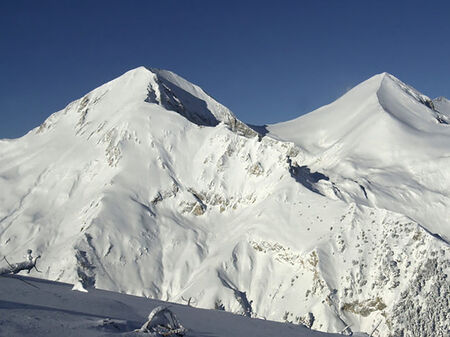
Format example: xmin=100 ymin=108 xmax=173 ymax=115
xmin=150 ymin=68 xmax=235 ymax=126
xmin=0 ymin=68 xmax=449 ymax=337
xmin=268 ymin=73 xmax=450 ymax=242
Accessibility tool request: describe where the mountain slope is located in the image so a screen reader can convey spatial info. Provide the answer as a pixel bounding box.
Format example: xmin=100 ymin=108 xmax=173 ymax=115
xmin=0 ymin=68 xmax=448 ymax=337
xmin=268 ymin=73 xmax=450 ymax=242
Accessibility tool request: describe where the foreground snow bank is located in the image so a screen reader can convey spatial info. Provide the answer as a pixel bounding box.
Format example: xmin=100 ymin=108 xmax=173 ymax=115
xmin=0 ymin=274 xmax=341 ymax=337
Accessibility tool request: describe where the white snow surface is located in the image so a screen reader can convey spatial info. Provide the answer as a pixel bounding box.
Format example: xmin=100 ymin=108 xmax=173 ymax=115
xmin=268 ymin=73 xmax=450 ymax=242
xmin=0 ymin=67 xmax=449 ymax=336
xmin=0 ymin=274 xmax=340 ymax=337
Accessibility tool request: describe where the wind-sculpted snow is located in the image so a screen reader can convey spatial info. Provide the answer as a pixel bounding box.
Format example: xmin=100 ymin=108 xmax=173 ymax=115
xmin=0 ymin=67 xmax=449 ymax=336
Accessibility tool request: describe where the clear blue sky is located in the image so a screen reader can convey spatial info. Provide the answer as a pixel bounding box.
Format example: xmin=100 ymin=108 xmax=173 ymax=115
xmin=1 ymin=0 xmax=449 ymax=138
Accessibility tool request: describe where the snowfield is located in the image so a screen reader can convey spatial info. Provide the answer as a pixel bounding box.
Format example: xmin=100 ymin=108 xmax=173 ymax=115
xmin=0 ymin=67 xmax=449 ymax=336
xmin=0 ymin=274 xmax=340 ymax=337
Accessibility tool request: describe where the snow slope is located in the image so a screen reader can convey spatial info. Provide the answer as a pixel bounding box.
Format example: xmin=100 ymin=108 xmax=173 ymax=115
xmin=268 ymin=73 xmax=450 ymax=242
xmin=0 ymin=68 xmax=449 ymax=336
xmin=0 ymin=274 xmax=340 ymax=337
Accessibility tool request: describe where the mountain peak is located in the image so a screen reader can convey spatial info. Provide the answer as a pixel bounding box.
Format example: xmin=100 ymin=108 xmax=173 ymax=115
xmin=268 ymin=71 xmax=446 ymax=153
xmin=133 ymin=67 xmax=259 ymax=135
xmin=31 ymin=67 xmax=258 ymax=140
xmin=351 ymin=72 xmax=434 ymax=110
xmin=112 ymin=66 xmax=239 ymax=127
xmin=70 ymin=65 xmax=239 ymax=128
xmin=268 ymin=71 xmax=450 ymax=240
xmin=358 ymin=71 xmax=393 ymax=86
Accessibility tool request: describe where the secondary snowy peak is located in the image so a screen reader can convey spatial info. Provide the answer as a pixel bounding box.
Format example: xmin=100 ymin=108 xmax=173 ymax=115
xmin=268 ymin=72 xmax=450 ymax=242
xmin=268 ymin=72 xmax=442 ymax=149
xmin=268 ymin=71 xmax=449 ymax=162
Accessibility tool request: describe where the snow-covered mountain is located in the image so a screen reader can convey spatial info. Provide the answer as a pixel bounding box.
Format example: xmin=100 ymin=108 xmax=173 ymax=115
xmin=0 ymin=67 xmax=448 ymax=336
xmin=268 ymin=73 xmax=450 ymax=241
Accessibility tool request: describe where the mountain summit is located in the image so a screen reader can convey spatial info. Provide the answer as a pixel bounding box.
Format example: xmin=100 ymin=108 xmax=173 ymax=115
xmin=269 ymin=72 xmax=450 ymax=242
xmin=29 ymin=66 xmax=255 ymax=139
xmin=0 ymin=68 xmax=448 ymax=337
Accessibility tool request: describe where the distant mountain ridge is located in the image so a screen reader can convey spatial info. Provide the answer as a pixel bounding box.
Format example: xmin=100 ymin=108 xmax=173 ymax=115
xmin=0 ymin=67 xmax=448 ymax=337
